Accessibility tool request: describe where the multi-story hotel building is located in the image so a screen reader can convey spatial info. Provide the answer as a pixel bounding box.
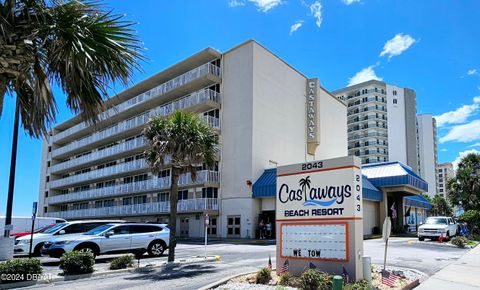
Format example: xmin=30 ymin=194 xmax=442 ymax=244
xmin=417 ymin=114 xmax=438 ymax=197
xmin=38 ymin=40 xmax=347 ymax=238
xmin=437 ymin=162 xmax=454 ymax=198
xmin=332 ymin=80 xmax=419 ymax=172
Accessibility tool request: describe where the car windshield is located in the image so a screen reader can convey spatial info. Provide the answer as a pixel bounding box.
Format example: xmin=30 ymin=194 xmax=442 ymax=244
xmin=36 ymin=224 xmax=55 ymax=233
xmin=84 ymin=224 xmax=114 ymax=235
xmin=43 ymin=223 xmax=67 ymax=234
xmin=425 ymin=218 xmax=448 ymax=225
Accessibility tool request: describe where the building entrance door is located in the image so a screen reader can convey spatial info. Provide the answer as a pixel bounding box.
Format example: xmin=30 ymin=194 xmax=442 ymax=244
xmin=180 ymin=217 xmax=189 ymax=237
xmin=227 ymin=215 xmax=241 ymax=237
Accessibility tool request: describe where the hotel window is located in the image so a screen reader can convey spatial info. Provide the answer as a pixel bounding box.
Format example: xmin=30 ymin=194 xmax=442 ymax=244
xmin=124 ymin=156 xmax=134 ymax=163
xmin=158 ymin=169 xmax=170 ymax=178
xmin=61 ymin=189 xmax=69 ymax=195
xmin=105 ymin=180 xmax=116 ymax=187
xmin=45 ymin=191 xmax=49 ymax=198
xmin=72 ymin=202 xmax=88 ymax=210
xmin=135 ymin=153 xmax=144 ymax=160
xmin=204 ymin=109 xmax=219 ymax=118
xmin=158 ymin=192 xmax=169 ymax=202
xmin=133 ymin=195 xmax=147 ymax=204
xmin=178 ymin=190 xmax=189 ymax=200
xmin=60 ymin=204 xmax=68 ymax=211
xmin=105 ymin=161 xmax=116 ymax=167
xmin=207 ymin=217 xmax=217 ymax=236
xmin=393 ymin=99 xmax=398 ymax=104
xmin=96 ymin=182 xmax=104 ymax=189
xmin=202 ymin=187 xmax=218 ymax=198
xmin=123 ymin=176 xmax=133 ymax=184
xmin=95 ymin=200 xmax=113 ymax=208
xmin=393 ymin=90 xmax=397 ymax=96
xmin=123 ymin=197 xmax=132 ymax=205
xmin=46 ymin=176 xmax=50 ymax=182
xmin=134 ymin=174 xmax=148 ymax=182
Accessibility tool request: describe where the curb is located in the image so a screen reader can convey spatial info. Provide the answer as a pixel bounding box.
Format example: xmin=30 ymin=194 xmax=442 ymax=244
xmin=197 ymin=270 xmax=261 ymax=290
xmin=37 ymin=256 xmax=218 ymax=284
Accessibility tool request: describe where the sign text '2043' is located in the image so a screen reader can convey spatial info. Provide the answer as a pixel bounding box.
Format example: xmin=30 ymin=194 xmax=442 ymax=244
xmin=301 ymin=162 xmax=323 ymax=171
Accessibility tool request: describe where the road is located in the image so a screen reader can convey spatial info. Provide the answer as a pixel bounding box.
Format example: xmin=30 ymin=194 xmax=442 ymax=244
xmin=25 ymin=238 xmax=469 ymax=290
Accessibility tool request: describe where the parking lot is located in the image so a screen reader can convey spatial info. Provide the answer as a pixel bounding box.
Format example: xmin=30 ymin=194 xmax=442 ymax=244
xmin=19 ymin=237 xmax=471 ymax=290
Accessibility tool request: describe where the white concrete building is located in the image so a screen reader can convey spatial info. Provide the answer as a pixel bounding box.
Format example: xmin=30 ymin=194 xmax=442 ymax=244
xmin=437 ymin=162 xmax=454 ymax=198
xmin=332 ymin=80 xmax=419 ymax=172
xmin=37 ymin=40 xmax=347 ymax=238
xmin=417 ymin=114 xmax=438 ymax=197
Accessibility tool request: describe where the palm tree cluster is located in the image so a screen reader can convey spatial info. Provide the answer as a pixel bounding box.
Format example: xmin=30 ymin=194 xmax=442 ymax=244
xmin=448 ymin=152 xmax=480 ymax=211
xmin=144 ymin=110 xmax=218 ymax=262
xmin=0 ymin=0 xmax=144 ymax=137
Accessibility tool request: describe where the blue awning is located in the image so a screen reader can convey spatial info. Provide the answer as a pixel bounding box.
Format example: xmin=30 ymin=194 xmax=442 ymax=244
xmin=362 ymin=175 xmax=383 ymax=201
xmin=404 ymin=195 xmax=432 ymax=209
xmin=362 ymin=162 xmax=428 ymax=193
xmin=252 ymin=168 xmax=383 ymax=202
xmin=252 ymin=168 xmax=277 ymax=198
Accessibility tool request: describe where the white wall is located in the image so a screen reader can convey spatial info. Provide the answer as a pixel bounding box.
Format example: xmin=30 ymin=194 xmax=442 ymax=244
xmin=417 ymin=114 xmax=438 ymax=197
xmin=386 ymin=85 xmax=408 ymax=164
xmin=363 ymin=200 xmax=380 ymax=235
xmin=37 ymin=138 xmax=50 ymax=216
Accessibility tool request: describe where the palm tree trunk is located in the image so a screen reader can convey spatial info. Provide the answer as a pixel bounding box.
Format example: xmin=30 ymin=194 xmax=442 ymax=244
xmin=168 ymin=169 xmax=180 ymax=262
xmin=4 ymin=98 xmax=19 ymax=238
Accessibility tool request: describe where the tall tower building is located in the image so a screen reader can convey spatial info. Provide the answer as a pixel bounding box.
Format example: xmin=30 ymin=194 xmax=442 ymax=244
xmin=333 ymin=80 xmax=419 ymax=172
xmin=417 ymin=114 xmax=438 ymax=197
xmin=437 ymin=162 xmax=454 ymax=198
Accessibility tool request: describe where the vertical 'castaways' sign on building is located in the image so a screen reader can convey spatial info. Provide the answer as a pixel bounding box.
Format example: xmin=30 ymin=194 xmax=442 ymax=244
xmin=306 ymin=78 xmax=319 ymax=155
xmin=275 ymin=156 xmax=364 ymax=280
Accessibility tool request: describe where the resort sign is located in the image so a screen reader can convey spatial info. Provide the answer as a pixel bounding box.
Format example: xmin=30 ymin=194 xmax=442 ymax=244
xmin=275 ymin=156 xmax=364 ymax=281
xmin=306 ymin=78 xmax=319 ymax=155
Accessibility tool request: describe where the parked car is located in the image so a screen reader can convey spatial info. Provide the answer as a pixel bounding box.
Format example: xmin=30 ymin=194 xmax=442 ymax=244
xmin=418 ymin=216 xmax=458 ymax=241
xmin=41 ymin=223 xmax=169 ymax=258
xmin=10 ymin=223 xmax=58 ymax=239
xmin=14 ymin=220 xmax=124 ymax=256
xmin=0 ymin=216 xmax=66 ymax=237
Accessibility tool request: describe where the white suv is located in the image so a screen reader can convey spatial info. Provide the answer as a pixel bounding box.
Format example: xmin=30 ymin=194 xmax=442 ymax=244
xmin=14 ymin=220 xmax=124 ymax=256
xmin=41 ymin=223 xmax=169 ymax=258
xmin=418 ymin=216 xmax=458 ymax=241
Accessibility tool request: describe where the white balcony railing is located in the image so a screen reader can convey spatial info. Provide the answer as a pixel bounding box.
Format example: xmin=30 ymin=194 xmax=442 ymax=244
xmin=47 ymin=177 xmax=170 ymax=204
xmin=53 ymin=63 xmax=221 ymax=143
xmin=52 ymin=88 xmax=220 ymax=158
xmin=50 ymin=137 xmax=147 ymax=174
xmin=45 ymin=198 xmax=219 ymax=219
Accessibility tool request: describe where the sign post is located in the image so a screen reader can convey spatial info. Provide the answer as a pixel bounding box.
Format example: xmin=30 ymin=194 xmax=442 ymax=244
xmin=204 ymin=214 xmax=209 ymax=259
xmin=382 ymin=217 xmax=392 ymax=271
xmin=276 ymin=156 xmax=364 ymax=280
xmin=28 ymin=202 xmax=38 ymax=258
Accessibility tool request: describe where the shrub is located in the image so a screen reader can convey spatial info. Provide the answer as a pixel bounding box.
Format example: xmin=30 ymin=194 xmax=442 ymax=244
xmin=299 ymin=269 xmax=332 ymax=290
xmin=0 ymin=258 xmax=42 ymax=284
xmin=279 ymin=272 xmax=293 ymax=286
xmin=59 ymin=251 xmax=95 ymax=275
xmin=344 ymin=279 xmax=370 ymax=290
xmin=451 ymin=236 xmax=469 ymax=248
xmin=109 ymin=255 xmax=134 ymax=270
xmin=255 ymin=267 xmax=271 ymax=284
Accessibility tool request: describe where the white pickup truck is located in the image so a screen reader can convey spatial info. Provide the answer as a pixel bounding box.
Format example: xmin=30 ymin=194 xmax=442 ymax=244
xmin=418 ymin=216 xmax=458 ymax=241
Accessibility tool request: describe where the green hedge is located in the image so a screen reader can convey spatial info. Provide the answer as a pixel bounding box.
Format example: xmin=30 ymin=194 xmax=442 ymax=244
xmin=109 ymin=255 xmax=134 ymax=270
xmin=0 ymin=258 xmax=42 ymax=284
xmin=60 ymin=251 xmax=95 ymax=275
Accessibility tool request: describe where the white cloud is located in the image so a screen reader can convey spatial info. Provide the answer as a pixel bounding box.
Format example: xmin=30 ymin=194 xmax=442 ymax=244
xmin=453 ymin=149 xmax=480 ymax=171
xmin=289 ymin=20 xmax=303 ymax=35
xmin=310 ymin=1 xmax=323 ymax=28
xmin=342 ymin=0 xmax=360 ymax=5
xmin=347 ymin=65 xmax=383 ymax=86
xmin=249 ymin=0 xmax=283 ymax=12
xmin=229 ymin=0 xmax=245 ymax=7
xmin=441 ymin=148 xmax=448 ymax=152
xmin=434 ymin=97 xmax=480 ymax=127
xmin=469 ymin=142 xmax=480 ymax=148
xmin=467 ymin=69 xmax=478 ymax=76
xmin=439 ymin=119 xmax=480 ymax=143
xmin=379 ymin=33 xmax=416 ymax=59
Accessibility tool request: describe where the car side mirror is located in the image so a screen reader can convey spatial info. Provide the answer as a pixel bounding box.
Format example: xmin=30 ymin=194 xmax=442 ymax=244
xmin=58 ymin=230 xmax=66 ymax=235
xmin=105 ymin=230 xmax=114 ymax=238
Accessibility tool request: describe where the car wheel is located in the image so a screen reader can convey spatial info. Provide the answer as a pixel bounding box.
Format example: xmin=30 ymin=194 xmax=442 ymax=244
xmin=33 ymin=243 xmax=44 ymax=256
xmin=77 ymin=246 xmax=97 ymax=258
xmin=446 ymin=231 xmax=450 ymax=240
xmin=418 ymin=237 xmax=425 ymax=241
xmin=148 ymin=241 xmax=165 ymax=257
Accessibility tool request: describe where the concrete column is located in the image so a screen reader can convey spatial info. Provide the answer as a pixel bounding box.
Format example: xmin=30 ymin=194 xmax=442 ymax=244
xmin=379 ymin=190 xmax=388 ymax=231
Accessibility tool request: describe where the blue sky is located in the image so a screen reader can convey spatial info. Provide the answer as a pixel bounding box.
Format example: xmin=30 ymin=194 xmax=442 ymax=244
xmin=1 ymin=0 xmax=480 ymax=216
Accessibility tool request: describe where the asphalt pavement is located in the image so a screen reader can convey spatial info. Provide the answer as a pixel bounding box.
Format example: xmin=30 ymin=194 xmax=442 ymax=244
xmin=23 ymin=238 xmax=470 ymax=290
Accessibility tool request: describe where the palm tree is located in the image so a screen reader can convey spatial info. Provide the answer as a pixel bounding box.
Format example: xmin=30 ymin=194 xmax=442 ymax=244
xmin=448 ymin=152 xmax=480 ymax=211
xmin=299 ymin=176 xmax=311 ymax=202
xmin=0 ymin=0 xmax=144 ymax=237
xmin=144 ymin=110 xmax=218 ymax=262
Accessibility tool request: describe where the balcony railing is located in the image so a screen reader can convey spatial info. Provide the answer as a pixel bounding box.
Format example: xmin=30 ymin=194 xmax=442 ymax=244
xmin=53 ymin=63 xmax=221 ymax=143
xmin=50 ymin=137 xmax=147 ymax=174
xmin=44 ymin=198 xmax=219 ymax=219
xmin=52 ymin=88 xmax=221 ymax=158
xmin=47 ymin=177 xmax=170 ymax=204
xmin=47 ymin=170 xmax=219 ymax=204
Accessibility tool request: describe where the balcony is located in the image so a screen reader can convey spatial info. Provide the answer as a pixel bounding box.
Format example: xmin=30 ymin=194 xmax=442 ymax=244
xmin=50 ymin=137 xmax=147 ymax=174
xmin=44 ymin=198 xmax=219 ymax=219
xmin=53 ymin=63 xmax=221 ymax=143
xmin=52 ymin=88 xmax=221 ymax=159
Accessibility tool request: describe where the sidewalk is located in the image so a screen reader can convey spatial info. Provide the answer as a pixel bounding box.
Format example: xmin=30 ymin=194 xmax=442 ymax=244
xmin=416 ymin=245 xmax=480 ymax=289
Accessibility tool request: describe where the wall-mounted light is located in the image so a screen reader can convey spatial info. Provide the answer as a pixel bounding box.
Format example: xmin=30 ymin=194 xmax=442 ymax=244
xmin=246 ymin=180 xmax=252 ymax=186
